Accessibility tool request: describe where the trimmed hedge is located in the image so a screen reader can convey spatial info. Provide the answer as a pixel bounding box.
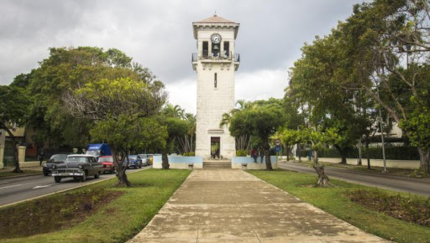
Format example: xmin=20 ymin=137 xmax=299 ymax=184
xmin=298 ymin=146 xmax=420 ymax=160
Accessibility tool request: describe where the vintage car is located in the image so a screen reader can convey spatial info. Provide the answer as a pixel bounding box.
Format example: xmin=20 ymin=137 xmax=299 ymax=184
xmin=138 ymin=154 xmax=149 ymax=166
xmin=42 ymin=154 xmax=69 ymax=176
xmin=122 ymin=155 xmax=142 ymax=169
xmin=51 ymin=154 xmax=103 ymax=183
xmin=98 ymin=155 xmax=116 ymax=174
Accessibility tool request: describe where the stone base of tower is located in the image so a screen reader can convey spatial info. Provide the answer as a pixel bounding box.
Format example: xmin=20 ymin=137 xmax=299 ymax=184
xmin=195 ymin=134 xmax=236 ymax=160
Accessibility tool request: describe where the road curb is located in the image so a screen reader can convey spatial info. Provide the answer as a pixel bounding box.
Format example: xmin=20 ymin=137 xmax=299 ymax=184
xmin=0 ymin=166 xmax=151 ymax=209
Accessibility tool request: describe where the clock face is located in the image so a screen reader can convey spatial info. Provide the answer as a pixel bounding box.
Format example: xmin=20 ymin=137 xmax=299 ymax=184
xmin=211 ymin=33 xmax=221 ymax=44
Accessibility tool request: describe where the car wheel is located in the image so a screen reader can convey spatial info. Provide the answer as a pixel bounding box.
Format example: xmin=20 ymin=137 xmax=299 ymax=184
xmin=80 ymin=171 xmax=87 ymax=182
xmin=43 ymin=171 xmax=49 ymax=176
xmin=73 ymin=177 xmax=79 ymax=181
xmin=94 ymin=171 xmax=100 ymax=179
xmin=54 ymin=176 xmax=61 ymax=183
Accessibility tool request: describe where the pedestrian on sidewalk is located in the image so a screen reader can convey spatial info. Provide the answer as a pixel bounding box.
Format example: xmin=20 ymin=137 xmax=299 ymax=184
xmin=251 ymin=148 xmax=257 ymax=162
xmin=259 ymin=149 xmax=264 ymax=163
xmin=38 ymin=151 xmax=44 ymax=166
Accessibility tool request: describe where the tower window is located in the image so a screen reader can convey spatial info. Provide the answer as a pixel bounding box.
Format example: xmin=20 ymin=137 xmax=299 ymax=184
xmin=223 ymin=41 xmax=230 ymax=58
xmin=203 ymin=41 xmax=208 ymax=58
xmin=214 ymin=73 xmax=217 ymax=88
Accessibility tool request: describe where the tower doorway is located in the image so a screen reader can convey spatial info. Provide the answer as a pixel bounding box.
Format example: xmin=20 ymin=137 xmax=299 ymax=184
xmin=210 ymin=137 xmax=220 ymax=159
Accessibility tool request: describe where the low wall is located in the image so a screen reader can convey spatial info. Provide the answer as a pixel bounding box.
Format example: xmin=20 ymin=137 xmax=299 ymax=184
xmin=231 ymin=156 xmax=280 ymax=169
xmin=314 ymin=157 xmax=420 ymax=169
xmin=153 ymin=155 xmax=203 ymax=169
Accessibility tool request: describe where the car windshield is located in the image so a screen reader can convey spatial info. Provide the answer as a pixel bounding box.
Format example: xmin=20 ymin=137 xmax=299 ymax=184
xmin=138 ymin=154 xmax=147 ymax=159
xmin=128 ymin=155 xmax=138 ymax=160
xmin=49 ymin=154 xmax=68 ymax=162
xmin=86 ymin=150 xmax=100 ymax=157
xmin=98 ymin=157 xmax=113 ymax=162
xmin=66 ymin=157 xmax=88 ymax=163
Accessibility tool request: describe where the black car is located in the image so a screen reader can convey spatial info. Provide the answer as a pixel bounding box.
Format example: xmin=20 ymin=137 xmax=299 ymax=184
xmin=42 ymin=154 xmax=69 ymax=176
xmin=51 ymin=154 xmax=103 ymax=183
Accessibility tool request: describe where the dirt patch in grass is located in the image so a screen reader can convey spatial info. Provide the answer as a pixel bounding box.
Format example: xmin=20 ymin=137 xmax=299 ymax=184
xmin=349 ymin=189 xmax=430 ymax=228
xmin=0 ymin=189 xmax=124 ymax=239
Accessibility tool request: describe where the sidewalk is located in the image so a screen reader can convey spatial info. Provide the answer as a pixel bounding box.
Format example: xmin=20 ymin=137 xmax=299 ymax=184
xmin=129 ymin=170 xmax=389 ymax=243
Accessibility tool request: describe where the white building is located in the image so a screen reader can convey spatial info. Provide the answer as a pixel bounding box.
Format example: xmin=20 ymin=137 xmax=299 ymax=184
xmin=192 ymin=15 xmax=240 ymax=159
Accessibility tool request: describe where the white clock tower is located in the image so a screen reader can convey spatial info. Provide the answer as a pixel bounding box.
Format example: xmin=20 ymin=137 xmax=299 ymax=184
xmin=192 ymin=15 xmax=240 ymax=159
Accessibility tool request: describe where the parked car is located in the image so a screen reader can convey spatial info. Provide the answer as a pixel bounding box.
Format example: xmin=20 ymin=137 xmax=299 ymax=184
xmin=123 ymin=155 xmax=142 ymax=169
xmin=51 ymin=154 xmax=103 ymax=183
xmin=42 ymin=154 xmax=69 ymax=176
xmin=98 ymin=155 xmax=116 ymax=174
xmin=138 ymin=154 xmax=149 ymax=166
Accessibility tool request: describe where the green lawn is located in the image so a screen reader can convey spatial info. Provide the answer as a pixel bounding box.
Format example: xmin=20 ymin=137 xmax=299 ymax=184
xmin=248 ymin=169 xmax=430 ymax=243
xmin=1 ymin=169 xmax=191 ymax=243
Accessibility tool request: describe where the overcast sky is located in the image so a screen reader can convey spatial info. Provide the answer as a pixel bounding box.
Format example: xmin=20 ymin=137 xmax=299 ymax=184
xmin=0 ymin=0 xmax=367 ymax=114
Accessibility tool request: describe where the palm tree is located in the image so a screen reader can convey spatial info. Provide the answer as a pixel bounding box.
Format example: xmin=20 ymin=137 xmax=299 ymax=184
xmin=162 ymin=104 xmax=185 ymax=119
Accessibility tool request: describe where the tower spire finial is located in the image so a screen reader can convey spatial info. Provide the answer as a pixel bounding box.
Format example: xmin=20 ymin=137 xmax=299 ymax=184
xmin=214 ymin=10 xmax=217 ymax=17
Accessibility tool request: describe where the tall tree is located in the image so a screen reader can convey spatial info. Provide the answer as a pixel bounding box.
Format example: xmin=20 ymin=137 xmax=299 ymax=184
xmin=20 ymin=47 xmax=157 ymax=150
xmin=90 ymin=115 xmax=167 ymax=186
xmin=229 ymin=106 xmax=285 ymax=170
xmin=339 ymin=0 xmax=430 ymax=173
xmin=158 ymin=117 xmax=189 ymax=169
xmin=0 ymin=85 xmax=31 ymax=173
xmin=64 ymin=77 xmax=167 ymax=186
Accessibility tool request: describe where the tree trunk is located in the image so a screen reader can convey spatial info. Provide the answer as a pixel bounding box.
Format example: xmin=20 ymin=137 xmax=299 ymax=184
xmin=312 ymin=150 xmax=330 ymax=187
xmin=264 ymin=143 xmax=273 ymax=170
xmin=112 ymin=149 xmax=132 ymax=187
xmin=162 ymin=147 xmax=170 ymax=169
xmin=297 ymin=143 xmax=302 ymax=162
xmin=286 ymin=145 xmax=290 ymax=161
xmin=334 ymin=144 xmax=347 ymax=164
xmin=0 ymin=123 xmax=23 ymax=173
xmin=357 ymin=140 xmax=362 ymax=166
xmin=417 ymin=147 xmax=430 ymax=174
xmin=365 ymin=134 xmax=371 ymax=170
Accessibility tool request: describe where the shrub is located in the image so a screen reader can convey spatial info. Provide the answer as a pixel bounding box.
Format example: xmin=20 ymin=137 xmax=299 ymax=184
xmin=299 ymin=146 xmax=420 ymax=160
xmin=182 ymin=152 xmax=195 ymax=156
xmin=236 ymin=150 xmax=247 ymax=156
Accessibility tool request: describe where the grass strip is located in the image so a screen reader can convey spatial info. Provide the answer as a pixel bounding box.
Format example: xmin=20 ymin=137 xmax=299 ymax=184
xmin=248 ymin=169 xmax=430 ymax=243
xmin=1 ymin=169 xmax=191 ymax=243
xmin=0 ymin=170 xmax=40 ymax=178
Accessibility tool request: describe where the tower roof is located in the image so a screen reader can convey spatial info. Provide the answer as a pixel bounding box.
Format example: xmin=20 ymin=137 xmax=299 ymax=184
xmin=195 ymin=15 xmax=235 ymax=24
xmin=192 ymin=15 xmax=240 ymax=39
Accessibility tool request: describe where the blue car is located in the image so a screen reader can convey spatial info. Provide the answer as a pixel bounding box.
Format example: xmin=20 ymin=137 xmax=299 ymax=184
xmin=123 ymin=155 xmax=142 ymax=169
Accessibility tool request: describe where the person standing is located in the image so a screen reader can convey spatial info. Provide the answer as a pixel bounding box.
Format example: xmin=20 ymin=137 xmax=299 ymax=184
xmin=259 ymin=149 xmax=264 ymax=163
xmin=250 ymin=148 xmax=256 ymax=162
xmin=38 ymin=151 xmax=44 ymax=166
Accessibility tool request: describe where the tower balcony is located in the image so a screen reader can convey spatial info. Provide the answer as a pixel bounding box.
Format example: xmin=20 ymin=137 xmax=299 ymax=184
xmin=192 ymin=52 xmax=240 ymax=71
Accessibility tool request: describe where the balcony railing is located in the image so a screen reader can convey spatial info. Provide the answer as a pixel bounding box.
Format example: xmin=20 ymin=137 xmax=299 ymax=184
xmin=191 ymin=52 xmax=240 ymax=62
xmin=234 ymin=53 xmax=240 ymax=62
xmin=192 ymin=53 xmax=198 ymax=62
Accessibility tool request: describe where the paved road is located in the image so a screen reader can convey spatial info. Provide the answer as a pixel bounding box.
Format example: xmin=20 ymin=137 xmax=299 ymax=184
xmin=0 ymin=167 xmax=149 ymax=207
xmin=279 ymin=162 xmax=430 ymax=197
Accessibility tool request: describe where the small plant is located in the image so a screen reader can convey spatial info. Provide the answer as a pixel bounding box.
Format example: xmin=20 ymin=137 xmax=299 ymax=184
xmin=236 ymin=149 xmax=247 ymax=156
xmin=409 ymin=169 xmax=427 ymax=178
xmin=349 ymin=189 xmax=430 ymax=228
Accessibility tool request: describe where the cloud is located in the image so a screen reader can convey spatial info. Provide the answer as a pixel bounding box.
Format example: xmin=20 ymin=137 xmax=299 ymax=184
xmin=236 ymin=69 xmax=288 ymax=102
xmin=0 ymin=0 xmax=367 ymax=114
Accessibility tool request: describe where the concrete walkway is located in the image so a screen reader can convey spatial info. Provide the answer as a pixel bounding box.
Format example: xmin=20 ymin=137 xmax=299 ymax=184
xmin=129 ymin=170 xmax=389 ymax=243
